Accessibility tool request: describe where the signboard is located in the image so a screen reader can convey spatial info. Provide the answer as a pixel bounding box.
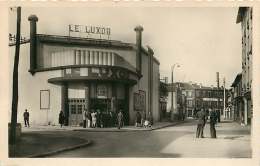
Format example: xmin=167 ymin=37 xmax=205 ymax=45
xmin=69 ymin=24 xmax=111 ymax=39
xmin=40 ymin=90 xmax=50 ymax=109
xmin=202 ymin=98 xmax=223 ymax=102
xmin=134 ymin=90 xmax=146 ymax=111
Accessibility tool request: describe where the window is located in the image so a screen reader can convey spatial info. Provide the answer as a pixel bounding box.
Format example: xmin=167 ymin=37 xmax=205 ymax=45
xmin=188 ymin=91 xmax=192 ymax=97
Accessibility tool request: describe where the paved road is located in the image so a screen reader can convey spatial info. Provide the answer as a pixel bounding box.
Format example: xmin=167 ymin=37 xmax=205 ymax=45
xmin=47 ymin=119 xmax=251 ymax=158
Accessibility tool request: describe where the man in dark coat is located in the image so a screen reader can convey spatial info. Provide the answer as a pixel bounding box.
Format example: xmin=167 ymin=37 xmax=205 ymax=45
xmin=23 ymin=109 xmax=30 ymax=127
xmin=209 ymin=109 xmax=217 ymax=138
xmin=59 ymin=110 xmax=65 ymax=128
xmin=196 ymin=108 xmax=206 ymax=138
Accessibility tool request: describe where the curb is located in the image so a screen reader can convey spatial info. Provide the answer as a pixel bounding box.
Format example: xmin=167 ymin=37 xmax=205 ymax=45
xmin=72 ymin=128 xmax=151 ymax=132
xmin=151 ymin=121 xmax=185 ymax=130
xmin=26 ymin=140 xmax=92 ymax=158
xmin=72 ymin=121 xmax=186 ymax=132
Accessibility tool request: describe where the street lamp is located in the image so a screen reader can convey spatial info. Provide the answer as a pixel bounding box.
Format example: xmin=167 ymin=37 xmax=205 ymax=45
xmin=171 ymin=63 xmax=180 ymax=120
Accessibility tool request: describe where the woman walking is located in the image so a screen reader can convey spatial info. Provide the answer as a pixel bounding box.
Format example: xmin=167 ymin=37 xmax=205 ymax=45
xmin=91 ymin=110 xmax=97 ymax=128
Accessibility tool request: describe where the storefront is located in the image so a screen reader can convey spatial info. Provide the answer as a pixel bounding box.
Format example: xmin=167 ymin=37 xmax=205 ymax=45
xmin=10 ymin=15 xmax=160 ymax=126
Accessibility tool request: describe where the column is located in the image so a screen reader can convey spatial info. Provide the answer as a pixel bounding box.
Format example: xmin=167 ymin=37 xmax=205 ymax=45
xmin=111 ymin=83 xmax=117 ymax=112
xmin=81 ymin=50 xmax=85 ymax=65
xmin=124 ymin=84 xmax=130 ymax=125
xmin=243 ymin=97 xmax=248 ymax=125
xmin=28 ymin=15 xmax=38 ymax=75
xmin=85 ymin=50 xmax=90 ymax=65
xmin=61 ymin=83 xmax=69 ymax=126
xmin=85 ymin=84 xmax=90 ymax=111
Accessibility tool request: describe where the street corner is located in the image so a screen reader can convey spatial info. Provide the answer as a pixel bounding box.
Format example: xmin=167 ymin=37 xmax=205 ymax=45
xmin=9 ymin=132 xmax=92 ymax=158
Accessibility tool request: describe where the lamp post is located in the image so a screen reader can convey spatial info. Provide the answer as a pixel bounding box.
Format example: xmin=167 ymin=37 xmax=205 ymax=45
xmin=171 ymin=63 xmax=180 ymax=121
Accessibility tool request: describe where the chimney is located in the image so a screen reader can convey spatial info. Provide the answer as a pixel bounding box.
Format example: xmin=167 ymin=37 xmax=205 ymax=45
xmin=28 ymin=15 xmax=38 ymax=75
xmin=134 ymin=25 xmax=143 ymax=75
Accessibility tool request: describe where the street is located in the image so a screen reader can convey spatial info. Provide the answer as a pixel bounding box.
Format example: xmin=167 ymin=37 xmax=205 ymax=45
xmin=42 ymin=119 xmax=251 ymax=158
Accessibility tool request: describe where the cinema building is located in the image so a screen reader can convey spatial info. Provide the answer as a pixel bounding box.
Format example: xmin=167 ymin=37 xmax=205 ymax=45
xmin=11 ymin=15 xmax=160 ymax=126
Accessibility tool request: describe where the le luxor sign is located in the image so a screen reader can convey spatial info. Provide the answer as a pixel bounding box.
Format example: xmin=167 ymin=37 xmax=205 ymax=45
xmin=69 ymin=24 xmax=111 ymax=39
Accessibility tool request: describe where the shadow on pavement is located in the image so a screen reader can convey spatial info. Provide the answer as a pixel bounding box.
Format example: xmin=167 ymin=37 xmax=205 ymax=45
xmin=9 ymin=132 xmax=87 ymax=157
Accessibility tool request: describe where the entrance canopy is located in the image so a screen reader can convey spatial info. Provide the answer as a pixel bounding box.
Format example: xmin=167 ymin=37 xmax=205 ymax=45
xmin=48 ymin=76 xmax=137 ymax=85
xmin=48 ymin=66 xmax=139 ymax=86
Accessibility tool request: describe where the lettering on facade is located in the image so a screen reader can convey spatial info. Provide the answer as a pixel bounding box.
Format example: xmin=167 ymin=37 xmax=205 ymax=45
xmin=69 ymin=24 xmax=111 ymax=39
xmin=64 ymin=67 xmax=130 ymax=80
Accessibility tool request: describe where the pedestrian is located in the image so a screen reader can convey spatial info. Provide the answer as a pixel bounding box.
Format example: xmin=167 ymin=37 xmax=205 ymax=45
xmin=117 ymin=110 xmax=124 ymax=129
xmin=82 ymin=109 xmax=87 ymax=128
xmin=91 ymin=110 xmax=97 ymax=128
xmin=109 ymin=111 xmax=114 ymax=127
xmin=196 ymin=108 xmax=206 ymax=138
xmin=97 ymin=109 xmax=103 ymax=128
xmin=209 ymin=108 xmax=217 ymax=138
xmin=135 ymin=112 xmax=142 ymax=127
xmin=58 ymin=110 xmax=65 ymax=128
xmin=216 ymin=109 xmax=221 ymax=123
xmin=23 ymin=109 xmax=30 ymax=127
xmin=201 ymin=109 xmax=208 ymax=138
xmin=86 ymin=110 xmax=92 ymax=128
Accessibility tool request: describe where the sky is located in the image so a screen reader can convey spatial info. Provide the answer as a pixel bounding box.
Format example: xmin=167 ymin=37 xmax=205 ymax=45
xmin=9 ymin=7 xmax=242 ymax=87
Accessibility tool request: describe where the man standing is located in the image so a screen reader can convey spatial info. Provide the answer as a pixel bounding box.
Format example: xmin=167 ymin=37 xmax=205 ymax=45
xmin=23 ymin=109 xmax=30 ymax=127
xmin=117 ymin=110 xmax=124 ymax=129
xmin=196 ymin=108 xmax=206 ymax=138
xmin=209 ymin=108 xmax=217 ymax=138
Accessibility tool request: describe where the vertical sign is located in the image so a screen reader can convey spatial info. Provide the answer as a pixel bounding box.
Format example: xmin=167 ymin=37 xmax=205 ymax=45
xmin=40 ymin=90 xmax=50 ymax=109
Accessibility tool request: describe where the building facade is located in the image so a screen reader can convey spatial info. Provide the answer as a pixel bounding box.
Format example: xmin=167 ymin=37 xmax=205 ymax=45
xmin=159 ymin=81 xmax=168 ymax=120
xmin=236 ymin=7 xmax=253 ymax=125
xmin=10 ymin=15 xmax=160 ymax=126
xmin=231 ymin=73 xmax=244 ymax=123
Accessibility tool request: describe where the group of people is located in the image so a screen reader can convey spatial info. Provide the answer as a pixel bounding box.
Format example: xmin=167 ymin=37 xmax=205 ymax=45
xmin=135 ymin=111 xmax=153 ymax=128
xmin=82 ymin=109 xmax=124 ymax=129
xmin=58 ymin=109 xmax=125 ymax=129
xmin=196 ymin=108 xmax=218 ymax=138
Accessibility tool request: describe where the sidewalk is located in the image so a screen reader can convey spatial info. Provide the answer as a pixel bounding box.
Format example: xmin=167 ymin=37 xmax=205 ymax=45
xmin=22 ymin=121 xmax=184 ymax=132
xmin=160 ymin=121 xmax=251 ymax=158
xmin=9 ymin=132 xmax=91 ymax=158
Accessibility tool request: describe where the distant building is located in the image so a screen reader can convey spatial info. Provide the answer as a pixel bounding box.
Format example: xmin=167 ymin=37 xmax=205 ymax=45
xmin=166 ymin=82 xmax=227 ymax=119
xmin=236 ymin=7 xmax=253 ymax=125
xmin=159 ymin=80 xmax=168 ymax=120
xmin=194 ymin=87 xmax=226 ymax=116
xmin=231 ymin=73 xmax=243 ymax=123
xmin=225 ymin=88 xmax=234 ymax=120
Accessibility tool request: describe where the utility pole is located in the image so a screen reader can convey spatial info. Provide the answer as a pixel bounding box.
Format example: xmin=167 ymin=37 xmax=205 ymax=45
xmin=223 ymin=77 xmax=226 ymax=119
xmin=171 ymin=64 xmax=180 ymax=121
xmin=216 ymin=72 xmax=220 ymax=123
xmin=10 ymin=6 xmax=21 ymax=146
